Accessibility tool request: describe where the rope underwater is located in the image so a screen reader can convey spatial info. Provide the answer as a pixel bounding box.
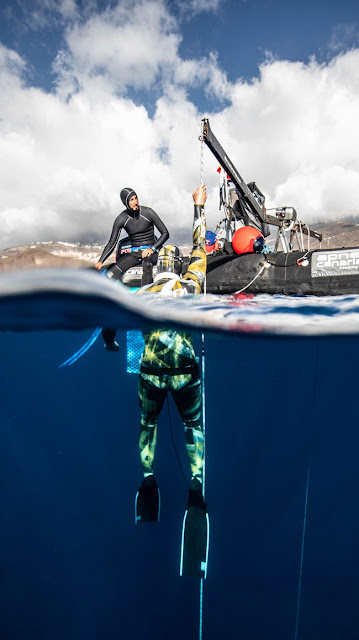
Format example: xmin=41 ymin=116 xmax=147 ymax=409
xmin=294 ymin=341 xmax=318 ymax=639
xmin=199 ymin=118 xmax=206 ymax=640
xmin=198 ymin=332 xmax=206 ymax=640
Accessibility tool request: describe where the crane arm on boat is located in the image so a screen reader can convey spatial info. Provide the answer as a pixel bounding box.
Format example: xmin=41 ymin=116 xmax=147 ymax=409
xmin=200 ymin=118 xmax=322 ymax=247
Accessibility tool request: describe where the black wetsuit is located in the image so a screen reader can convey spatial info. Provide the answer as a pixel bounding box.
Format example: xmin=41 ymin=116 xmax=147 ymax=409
xmin=99 ymin=206 xmax=169 ymax=278
xmin=100 ymin=204 xmax=169 ymax=348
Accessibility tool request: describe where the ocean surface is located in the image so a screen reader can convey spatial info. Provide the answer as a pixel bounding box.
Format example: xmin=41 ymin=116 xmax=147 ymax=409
xmin=0 ymin=268 xmax=356 ymax=640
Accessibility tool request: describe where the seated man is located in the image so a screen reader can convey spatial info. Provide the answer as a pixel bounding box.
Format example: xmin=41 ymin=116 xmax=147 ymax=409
xmin=95 ymin=187 xmax=169 ymax=278
xmin=135 ymin=184 xmax=207 ymax=522
xmin=95 ymin=187 xmax=169 ymax=350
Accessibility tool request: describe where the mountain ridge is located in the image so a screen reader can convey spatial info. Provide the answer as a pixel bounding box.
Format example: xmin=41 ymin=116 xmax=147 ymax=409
xmin=1 ymin=221 xmax=359 ymax=273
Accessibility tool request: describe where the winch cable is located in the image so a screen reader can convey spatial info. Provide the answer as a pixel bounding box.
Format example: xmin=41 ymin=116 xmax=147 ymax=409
xmin=199 ymin=121 xmax=206 ymax=297
xmin=294 ymin=341 xmax=318 ymax=640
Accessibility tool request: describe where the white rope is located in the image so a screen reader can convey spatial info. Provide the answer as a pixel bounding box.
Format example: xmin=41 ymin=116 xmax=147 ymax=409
xmin=233 ymin=263 xmax=267 ymax=294
xmin=299 ymin=221 xmax=304 ymax=251
xmin=199 ymin=123 xmax=206 ymax=296
xmin=200 ymin=124 xmax=204 ymax=185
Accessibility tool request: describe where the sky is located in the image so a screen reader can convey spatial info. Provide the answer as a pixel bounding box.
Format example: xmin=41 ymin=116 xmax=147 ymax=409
xmin=0 ymin=0 xmax=359 ymax=250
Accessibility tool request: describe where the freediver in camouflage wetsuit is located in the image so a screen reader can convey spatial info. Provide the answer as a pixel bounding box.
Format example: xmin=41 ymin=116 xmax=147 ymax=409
xmin=135 ymin=184 xmax=207 ymax=518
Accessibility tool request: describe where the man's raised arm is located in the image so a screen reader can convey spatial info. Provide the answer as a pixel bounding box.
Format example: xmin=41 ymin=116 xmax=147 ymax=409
xmin=182 ymin=184 xmax=207 ymax=292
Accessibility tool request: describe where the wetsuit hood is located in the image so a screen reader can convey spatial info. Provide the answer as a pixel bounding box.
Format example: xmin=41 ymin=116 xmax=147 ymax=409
xmin=120 ymin=187 xmax=139 ymax=217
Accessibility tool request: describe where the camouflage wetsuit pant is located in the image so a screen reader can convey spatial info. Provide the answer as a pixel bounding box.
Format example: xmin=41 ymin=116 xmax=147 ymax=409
xmin=138 ymin=368 xmax=204 ymax=483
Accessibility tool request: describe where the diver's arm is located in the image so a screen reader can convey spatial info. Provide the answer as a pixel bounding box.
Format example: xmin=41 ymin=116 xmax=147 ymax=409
xmin=182 ymin=184 xmax=207 ymax=291
xmin=149 ymin=209 xmax=170 ymax=251
xmin=96 ymin=213 xmax=124 ymax=267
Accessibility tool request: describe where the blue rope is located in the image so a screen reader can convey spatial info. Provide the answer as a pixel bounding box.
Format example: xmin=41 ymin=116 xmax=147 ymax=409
xmin=199 ymin=331 xmax=206 ymax=640
xmin=294 ymin=342 xmax=318 ymax=639
xmin=294 ymin=455 xmax=311 ymax=640
xmin=199 ymin=579 xmax=204 ymax=640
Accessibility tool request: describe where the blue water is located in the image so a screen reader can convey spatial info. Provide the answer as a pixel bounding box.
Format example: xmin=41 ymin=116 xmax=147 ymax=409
xmin=0 ymin=269 xmax=356 ymax=639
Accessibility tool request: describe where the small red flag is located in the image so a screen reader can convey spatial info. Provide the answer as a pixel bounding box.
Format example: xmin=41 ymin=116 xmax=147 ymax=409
xmin=217 ymin=166 xmax=231 ymax=180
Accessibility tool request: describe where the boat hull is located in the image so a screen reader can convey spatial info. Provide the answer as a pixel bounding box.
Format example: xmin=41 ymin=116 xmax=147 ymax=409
xmin=206 ymin=247 xmax=359 ymax=296
xmin=121 ymin=247 xmax=359 ymax=296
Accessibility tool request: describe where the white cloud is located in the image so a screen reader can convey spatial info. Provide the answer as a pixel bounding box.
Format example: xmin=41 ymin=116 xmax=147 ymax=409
xmin=207 ymin=50 xmax=359 ymax=222
xmin=0 ymin=43 xmax=26 ymax=80
xmin=0 ymin=2 xmax=359 ymax=252
xmin=176 ymin=0 xmax=222 ymax=16
xmin=60 ymin=0 xmax=180 ymax=92
xmin=53 ymin=0 xmax=229 ymax=101
xmin=5 ymin=0 xmax=78 ymax=31
xmin=328 ymin=22 xmax=359 ymax=53
xmin=58 ymin=0 xmax=78 ymax=19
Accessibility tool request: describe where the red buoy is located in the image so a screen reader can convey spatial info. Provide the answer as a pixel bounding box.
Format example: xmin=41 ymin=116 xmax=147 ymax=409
xmin=232 ymin=226 xmax=264 ymax=254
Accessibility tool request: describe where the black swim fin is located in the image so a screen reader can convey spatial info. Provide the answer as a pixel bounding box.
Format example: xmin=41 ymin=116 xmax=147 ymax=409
xmin=180 ymin=478 xmax=209 ymax=579
xmin=135 ymin=475 xmax=160 ymax=523
xmin=104 ymin=340 xmax=119 ymax=352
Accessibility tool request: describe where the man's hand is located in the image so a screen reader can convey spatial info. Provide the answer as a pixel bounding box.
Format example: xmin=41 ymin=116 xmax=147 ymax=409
xmin=95 ymin=261 xmax=102 ymax=270
xmin=142 ymin=248 xmax=154 ymax=258
xmin=192 ymin=183 xmax=207 ymax=205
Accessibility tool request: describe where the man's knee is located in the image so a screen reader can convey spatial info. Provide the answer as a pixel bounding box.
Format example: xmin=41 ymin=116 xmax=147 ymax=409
xmin=106 ymin=263 xmax=124 ymax=280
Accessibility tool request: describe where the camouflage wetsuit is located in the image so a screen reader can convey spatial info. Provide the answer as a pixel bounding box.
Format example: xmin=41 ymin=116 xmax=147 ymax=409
xmin=137 ymin=204 xmax=206 ymax=483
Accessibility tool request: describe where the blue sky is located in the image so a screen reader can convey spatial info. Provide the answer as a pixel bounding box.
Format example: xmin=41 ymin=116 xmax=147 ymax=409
xmin=2 ymin=0 xmax=358 ymax=104
xmin=0 ymin=0 xmax=359 ymax=248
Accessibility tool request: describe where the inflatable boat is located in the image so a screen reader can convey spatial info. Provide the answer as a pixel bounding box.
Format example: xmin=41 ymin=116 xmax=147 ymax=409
xmin=205 ymin=245 xmax=359 ymax=296
xmin=123 ymin=118 xmax=359 ymax=297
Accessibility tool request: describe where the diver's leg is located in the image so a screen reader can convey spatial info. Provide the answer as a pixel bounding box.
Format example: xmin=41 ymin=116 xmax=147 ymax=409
xmin=102 ymin=328 xmax=119 ymax=351
xmin=138 ymin=374 xmax=167 ymax=477
xmin=141 ymin=251 xmax=158 ymax=285
xmin=105 ymin=261 xmax=125 ymax=280
xmin=102 ymin=254 xmax=140 ymax=349
xmin=171 ymin=372 xmax=204 ymax=485
xmin=106 ymin=253 xmax=140 ymax=281
xmin=141 ymin=257 xmax=154 ymax=286
xmin=136 ymin=374 xmax=167 ymax=523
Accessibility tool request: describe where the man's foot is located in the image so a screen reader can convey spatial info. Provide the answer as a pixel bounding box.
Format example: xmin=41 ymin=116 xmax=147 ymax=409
xmin=104 ymin=341 xmax=119 ymax=352
xmin=135 ymin=475 xmax=160 ymax=523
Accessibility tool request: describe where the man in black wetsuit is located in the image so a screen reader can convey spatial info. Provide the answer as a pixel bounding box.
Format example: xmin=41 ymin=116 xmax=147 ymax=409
xmin=95 ymin=187 xmax=169 ymax=279
xmin=95 ymin=187 xmax=169 ymax=350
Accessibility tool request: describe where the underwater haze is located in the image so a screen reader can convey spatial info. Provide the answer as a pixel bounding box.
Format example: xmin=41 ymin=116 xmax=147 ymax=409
xmin=0 ymin=269 xmax=356 ymax=640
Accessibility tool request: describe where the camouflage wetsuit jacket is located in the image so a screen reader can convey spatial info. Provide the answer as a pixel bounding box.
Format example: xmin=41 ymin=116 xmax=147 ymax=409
xmin=139 ymin=203 xmax=206 ymax=373
xmin=136 ymin=204 xmax=206 ymax=481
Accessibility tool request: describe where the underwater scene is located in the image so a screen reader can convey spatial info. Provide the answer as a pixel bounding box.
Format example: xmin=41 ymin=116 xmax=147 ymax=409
xmin=0 ymin=269 xmax=356 ymax=640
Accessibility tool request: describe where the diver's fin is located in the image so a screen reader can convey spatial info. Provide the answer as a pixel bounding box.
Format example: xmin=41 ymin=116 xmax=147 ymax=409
xmin=180 ymin=480 xmax=209 ymax=579
xmin=104 ymin=340 xmax=119 ymax=352
xmin=135 ymin=475 xmax=160 ymax=523
xmin=59 ymin=327 xmax=102 ymax=367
